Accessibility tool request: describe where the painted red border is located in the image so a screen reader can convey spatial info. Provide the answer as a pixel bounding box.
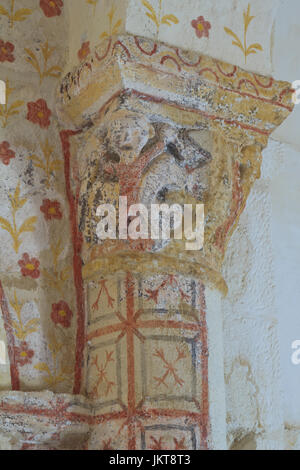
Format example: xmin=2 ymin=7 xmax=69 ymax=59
xmin=60 ymin=130 xmax=85 ymax=395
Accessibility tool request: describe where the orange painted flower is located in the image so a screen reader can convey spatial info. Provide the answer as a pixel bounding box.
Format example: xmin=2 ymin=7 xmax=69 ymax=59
xmin=15 ymin=342 xmax=34 ymax=366
xmin=40 ymin=199 xmax=63 ymax=220
xmin=0 ymin=39 xmax=15 ymax=62
xmin=0 ymin=141 xmax=15 ymax=165
xmin=78 ymin=41 xmax=90 ymax=61
xmin=191 ymin=16 xmax=211 ymax=38
xmin=40 ymin=0 xmax=63 ymax=17
xmin=27 ymin=99 xmax=51 ymax=129
xmin=51 ymin=301 xmax=73 ymax=328
xmin=18 ymin=253 xmax=40 ymax=279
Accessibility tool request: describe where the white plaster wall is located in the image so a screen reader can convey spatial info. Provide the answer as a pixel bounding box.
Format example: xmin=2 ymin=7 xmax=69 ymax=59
xmin=272 ymin=0 xmax=300 ymax=150
xmin=126 ymin=0 xmax=280 ymax=76
xmin=222 ymin=138 xmax=300 ymax=449
xmin=271 ymin=142 xmax=300 ymax=429
xmin=222 ymin=139 xmax=284 ymax=449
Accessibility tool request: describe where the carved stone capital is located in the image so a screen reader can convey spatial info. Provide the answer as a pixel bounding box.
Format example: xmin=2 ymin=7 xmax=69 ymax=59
xmin=0 ymin=34 xmax=291 ymax=452
xmin=58 ymin=35 xmax=293 ymax=294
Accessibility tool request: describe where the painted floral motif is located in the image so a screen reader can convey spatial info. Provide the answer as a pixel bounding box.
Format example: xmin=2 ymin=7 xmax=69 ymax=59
xmin=51 ymin=300 xmax=73 ymax=328
xmin=78 ymin=41 xmax=90 ymax=61
xmin=40 ymin=199 xmax=62 ymax=221
xmin=100 ymin=5 xmax=122 ymax=39
xmin=10 ymin=290 xmax=39 ymax=341
xmin=191 ymin=16 xmax=211 ymax=39
xmin=40 ymin=0 xmax=63 ymax=18
xmin=42 ymin=239 xmax=71 ymax=296
xmin=28 ymin=139 xmax=62 ymax=188
xmin=26 ymin=98 xmax=51 ymax=129
xmin=18 ymin=253 xmax=40 ymax=279
xmin=0 ymin=81 xmax=24 ymax=128
xmin=15 ymin=341 xmax=34 ymax=366
xmin=0 ymin=183 xmax=37 ymax=253
xmin=0 ymin=39 xmax=15 ymax=62
xmin=224 ymin=3 xmax=263 ymax=64
xmin=141 ymin=0 xmax=178 ymax=36
xmin=0 ymin=141 xmax=15 ymax=165
xmin=25 ymin=41 xmax=62 ymax=84
xmin=0 ymin=0 xmax=76 ymax=397
xmin=0 ymin=1 xmax=32 ymax=29
xmin=35 ymin=331 xmax=73 ymax=388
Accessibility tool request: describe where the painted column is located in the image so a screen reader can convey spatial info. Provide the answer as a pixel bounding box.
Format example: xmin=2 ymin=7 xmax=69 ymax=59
xmin=56 ymin=35 xmax=293 ymax=450
xmin=0 ymin=35 xmax=293 ymax=450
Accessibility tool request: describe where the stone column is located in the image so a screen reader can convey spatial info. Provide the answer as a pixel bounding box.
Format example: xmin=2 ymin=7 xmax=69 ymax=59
xmin=0 ymin=35 xmax=293 ymax=450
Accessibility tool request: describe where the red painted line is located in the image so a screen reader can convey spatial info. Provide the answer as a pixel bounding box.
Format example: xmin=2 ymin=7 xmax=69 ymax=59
xmin=237 ymin=78 xmax=259 ymax=96
xmin=126 ymin=273 xmax=136 ymax=450
xmin=218 ymin=83 xmax=292 ymax=111
xmin=175 ymin=48 xmax=202 ymax=67
xmin=0 ymin=399 xmax=208 ymax=431
xmin=279 ymin=86 xmax=294 ymax=103
xmin=130 ymin=89 xmax=272 ymax=136
xmin=60 ymin=130 xmax=85 ymax=395
xmin=136 ymin=319 xmax=201 ymax=332
xmin=136 ymin=408 xmax=203 ymax=421
xmin=215 ymin=62 xmax=237 ymax=78
xmin=199 ymin=68 xmax=219 ymax=83
xmin=95 ymin=38 xmax=112 ymax=63
xmin=160 ymin=55 xmax=181 ymax=71
xmin=86 ymin=323 xmax=124 ymax=342
xmin=0 ymin=280 xmax=19 ymax=390
xmin=133 ymin=62 xmax=292 ymax=112
xmin=86 ymin=318 xmax=202 ymax=342
xmin=112 ymin=40 xmax=131 ymax=59
xmin=0 ymin=399 xmax=205 ymax=424
xmin=0 ymin=400 xmax=128 ymax=426
xmin=253 ymin=74 xmax=273 ymax=89
xmin=134 ymin=36 xmax=158 ymax=56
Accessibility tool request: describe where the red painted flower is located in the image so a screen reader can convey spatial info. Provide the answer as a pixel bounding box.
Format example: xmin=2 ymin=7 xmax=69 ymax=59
xmin=18 ymin=253 xmax=40 ymax=279
xmin=40 ymin=199 xmax=63 ymax=220
xmin=26 ymin=99 xmax=51 ymax=129
xmin=40 ymin=0 xmax=63 ymax=17
xmin=0 ymin=141 xmax=15 ymax=165
xmin=51 ymin=301 xmax=73 ymax=328
xmin=0 ymin=39 xmax=15 ymax=62
xmin=15 ymin=342 xmax=34 ymax=366
xmin=191 ymin=16 xmax=211 ymax=38
xmin=78 ymin=41 xmax=90 ymax=61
